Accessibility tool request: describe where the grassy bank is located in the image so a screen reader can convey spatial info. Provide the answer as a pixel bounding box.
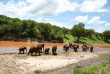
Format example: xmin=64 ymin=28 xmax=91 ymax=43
xmin=64 ymin=35 xmax=108 ymax=43
xmin=73 ymin=61 xmax=110 ymax=74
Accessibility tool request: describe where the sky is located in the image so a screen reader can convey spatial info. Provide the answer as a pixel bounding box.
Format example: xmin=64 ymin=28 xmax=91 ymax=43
xmin=0 ymin=0 xmax=110 ymax=33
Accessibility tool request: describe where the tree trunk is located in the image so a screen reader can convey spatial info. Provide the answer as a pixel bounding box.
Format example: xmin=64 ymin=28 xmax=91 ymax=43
xmin=77 ymin=37 xmax=80 ymax=42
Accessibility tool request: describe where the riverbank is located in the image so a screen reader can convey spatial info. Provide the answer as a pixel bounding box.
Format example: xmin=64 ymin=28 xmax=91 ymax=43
xmin=0 ymin=52 xmax=98 ymax=74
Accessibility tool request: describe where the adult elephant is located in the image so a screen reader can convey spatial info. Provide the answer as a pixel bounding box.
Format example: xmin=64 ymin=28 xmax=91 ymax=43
xmin=38 ymin=44 xmax=44 ymax=53
xmin=82 ymin=44 xmax=89 ymax=52
xmin=69 ymin=42 xmax=73 ymax=48
xmin=90 ymin=46 xmax=93 ymax=52
xmin=28 ymin=46 xmax=41 ymax=56
xmin=18 ymin=46 xmax=27 ymax=54
xmin=63 ymin=44 xmax=69 ymax=52
xmin=73 ymin=44 xmax=79 ymax=52
xmin=52 ymin=45 xmax=57 ymax=55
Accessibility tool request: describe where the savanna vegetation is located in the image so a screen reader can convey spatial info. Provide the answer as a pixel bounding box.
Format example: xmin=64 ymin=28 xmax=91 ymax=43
xmin=73 ymin=62 xmax=110 ymax=74
xmin=0 ymin=15 xmax=110 ymax=43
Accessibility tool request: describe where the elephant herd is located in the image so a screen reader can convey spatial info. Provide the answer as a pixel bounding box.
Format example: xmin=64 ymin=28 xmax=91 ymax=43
xmin=63 ymin=42 xmax=93 ymax=52
xmin=18 ymin=43 xmax=94 ymax=56
xmin=18 ymin=44 xmax=57 ymax=56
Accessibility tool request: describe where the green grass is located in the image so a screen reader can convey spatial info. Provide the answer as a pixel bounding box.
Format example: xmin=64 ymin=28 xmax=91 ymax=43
xmin=34 ymin=69 xmax=41 ymax=73
xmin=33 ymin=52 xmax=52 ymax=55
xmin=73 ymin=62 xmax=110 ymax=74
xmin=63 ymin=34 xmax=108 ymax=43
xmin=80 ymin=37 xmax=106 ymax=43
xmin=61 ymin=52 xmax=69 ymax=54
xmin=3 ymin=64 xmax=8 ymax=67
xmin=98 ymin=53 xmax=110 ymax=57
xmin=63 ymin=35 xmax=75 ymax=42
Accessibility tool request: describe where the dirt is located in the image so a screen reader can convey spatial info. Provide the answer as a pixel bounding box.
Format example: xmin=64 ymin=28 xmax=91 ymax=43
xmin=0 ymin=52 xmax=98 ymax=74
xmin=0 ymin=41 xmax=110 ymax=74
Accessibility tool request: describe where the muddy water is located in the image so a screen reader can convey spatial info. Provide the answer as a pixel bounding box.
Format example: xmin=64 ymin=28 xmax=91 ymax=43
xmin=0 ymin=41 xmax=64 ymax=47
xmin=0 ymin=41 xmax=110 ymax=48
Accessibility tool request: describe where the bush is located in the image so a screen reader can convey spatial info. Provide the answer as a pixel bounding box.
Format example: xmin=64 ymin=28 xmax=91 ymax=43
xmin=34 ymin=69 xmax=41 ymax=73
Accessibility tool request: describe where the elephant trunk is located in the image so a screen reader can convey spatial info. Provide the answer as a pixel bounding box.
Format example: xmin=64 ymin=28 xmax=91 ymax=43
xmin=43 ymin=44 xmax=44 ymax=53
xmin=25 ymin=48 xmax=27 ymax=53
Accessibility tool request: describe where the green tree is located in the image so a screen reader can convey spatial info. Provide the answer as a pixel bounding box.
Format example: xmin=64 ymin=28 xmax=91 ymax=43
xmin=103 ymin=30 xmax=110 ymax=42
xmin=37 ymin=23 xmax=52 ymax=41
xmin=85 ymin=29 xmax=95 ymax=38
xmin=62 ymin=27 xmax=69 ymax=37
xmin=71 ymin=23 xmax=85 ymax=42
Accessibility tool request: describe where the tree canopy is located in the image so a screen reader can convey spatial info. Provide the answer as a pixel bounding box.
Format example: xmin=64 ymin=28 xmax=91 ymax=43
xmin=0 ymin=15 xmax=110 ymax=43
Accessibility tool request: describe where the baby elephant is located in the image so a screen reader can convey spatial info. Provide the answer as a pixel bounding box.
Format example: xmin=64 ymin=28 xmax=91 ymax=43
xmin=52 ymin=45 xmax=57 ymax=55
xmin=45 ymin=48 xmax=50 ymax=54
xmin=19 ymin=46 xmax=27 ymax=54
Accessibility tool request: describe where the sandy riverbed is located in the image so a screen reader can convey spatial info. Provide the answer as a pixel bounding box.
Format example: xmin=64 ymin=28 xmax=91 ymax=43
xmin=0 ymin=52 xmax=98 ymax=74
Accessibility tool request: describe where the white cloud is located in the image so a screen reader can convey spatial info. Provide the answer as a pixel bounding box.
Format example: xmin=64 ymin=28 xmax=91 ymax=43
xmin=0 ymin=0 xmax=79 ymax=18
xmin=87 ymin=16 xmax=106 ymax=25
xmin=105 ymin=23 xmax=110 ymax=26
xmin=74 ymin=15 xmax=88 ymax=22
xmin=36 ymin=17 xmax=44 ymax=22
xmin=45 ymin=18 xmax=53 ymax=21
xmin=80 ymin=0 xmax=108 ymax=12
xmin=47 ymin=21 xmax=72 ymax=29
xmin=96 ymin=27 xmax=105 ymax=33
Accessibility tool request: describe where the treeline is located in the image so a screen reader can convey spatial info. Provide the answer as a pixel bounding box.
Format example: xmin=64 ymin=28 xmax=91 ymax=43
xmin=71 ymin=22 xmax=110 ymax=42
xmin=0 ymin=15 xmax=70 ymax=42
xmin=0 ymin=15 xmax=110 ymax=43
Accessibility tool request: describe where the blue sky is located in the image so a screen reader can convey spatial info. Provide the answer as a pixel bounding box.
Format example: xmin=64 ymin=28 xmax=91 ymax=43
xmin=0 ymin=0 xmax=110 ymax=33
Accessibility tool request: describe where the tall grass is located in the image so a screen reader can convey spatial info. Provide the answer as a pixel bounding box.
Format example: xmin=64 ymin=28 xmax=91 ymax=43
xmin=73 ymin=62 xmax=110 ymax=74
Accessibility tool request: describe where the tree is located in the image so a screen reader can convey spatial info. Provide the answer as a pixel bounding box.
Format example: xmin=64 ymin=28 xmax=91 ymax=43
xmin=103 ymin=30 xmax=110 ymax=42
xmin=71 ymin=23 xmax=85 ymax=42
xmin=85 ymin=29 xmax=95 ymax=38
xmin=37 ymin=23 xmax=52 ymax=41
xmin=62 ymin=27 xmax=69 ymax=37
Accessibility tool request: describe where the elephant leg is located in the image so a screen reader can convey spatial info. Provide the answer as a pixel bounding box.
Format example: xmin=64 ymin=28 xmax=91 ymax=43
xmin=75 ymin=49 xmax=76 ymax=52
xmin=52 ymin=51 xmax=54 ymax=55
xmin=66 ymin=49 xmax=67 ymax=52
xmin=35 ymin=52 xmax=37 ymax=56
xmin=47 ymin=51 xmax=49 ymax=54
xmin=41 ymin=49 xmax=42 ymax=53
xmin=23 ymin=50 xmax=24 ymax=54
xmin=38 ymin=51 xmax=41 ymax=56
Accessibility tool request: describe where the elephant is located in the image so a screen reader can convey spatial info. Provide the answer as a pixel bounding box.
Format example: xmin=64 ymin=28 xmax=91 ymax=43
xmin=18 ymin=46 xmax=27 ymax=54
xmin=69 ymin=42 xmax=73 ymax=48
xmin=45 ymin=48 xmax=50 ymax=54
xmin=82 ymin=45 xmax=89 ymax=52
xmin=38 ymin=44 xmax=44 ymax=53
xmin=52 ymin=45 xmax=57 ymax=55
xmin=63 ymin=44 xmax=69 ymax=52
xmin=90 ymin=46 xmax=93 ymax=52
xmin=72 ymin=45 xmax=79 ymax=52
xmin=28 ymin=46 xmax=41 ymax=56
